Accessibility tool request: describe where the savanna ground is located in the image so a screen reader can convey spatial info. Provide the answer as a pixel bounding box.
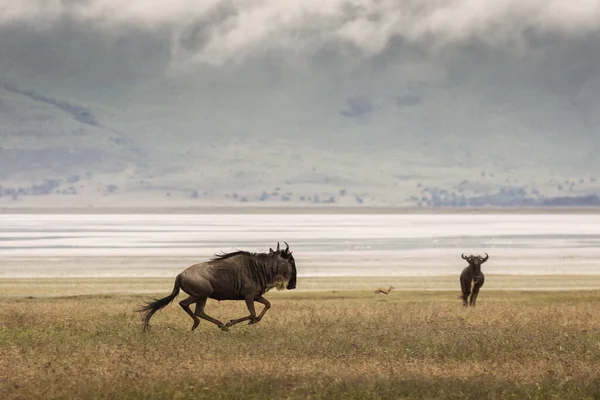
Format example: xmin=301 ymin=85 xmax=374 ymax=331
xmin=1 ymin=277 xmax=600 ymax=399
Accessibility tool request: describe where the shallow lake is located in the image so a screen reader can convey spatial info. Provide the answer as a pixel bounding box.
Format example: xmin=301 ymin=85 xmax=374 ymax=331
xmin=1 ymin=213 xmax=600 ymax=277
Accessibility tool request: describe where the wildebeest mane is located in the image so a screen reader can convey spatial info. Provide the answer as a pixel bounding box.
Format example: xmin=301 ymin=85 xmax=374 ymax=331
xmin=211 ymin=249 xmax=259 ymax=261
xmin=211 ymin=250 xmax=288 ymax=293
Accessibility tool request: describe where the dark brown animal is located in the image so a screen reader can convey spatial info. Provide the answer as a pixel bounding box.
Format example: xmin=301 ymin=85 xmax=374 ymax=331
xmin=459 ymin=253 xmax=489 ymax=307
xmin=138 ymin=242 xmax=297 ymax=331
xmin=374 ymin=286 xmax=395 ymax=295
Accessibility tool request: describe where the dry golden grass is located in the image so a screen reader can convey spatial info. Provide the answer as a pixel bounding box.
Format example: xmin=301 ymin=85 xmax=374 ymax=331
xmin=4 ymin=275 xmax=600 ymax=298
xmin=1 ymin=286 xmax=600 ymax=399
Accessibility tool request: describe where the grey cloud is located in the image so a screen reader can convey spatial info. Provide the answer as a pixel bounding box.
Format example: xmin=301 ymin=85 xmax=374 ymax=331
xmin=395 ymin=90 xmax=422 ymax=107
xmin=340 ymin=97 xmax=373 ymax=118
xmin=1 ymin=0 xmax=599 ymax=68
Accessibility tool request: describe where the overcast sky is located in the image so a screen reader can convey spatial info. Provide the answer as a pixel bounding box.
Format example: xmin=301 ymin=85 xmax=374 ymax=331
xmin=2 ymin=0 xmax=600 ymax=67
xmin=1 ymin=1 xmax=600 ymax=163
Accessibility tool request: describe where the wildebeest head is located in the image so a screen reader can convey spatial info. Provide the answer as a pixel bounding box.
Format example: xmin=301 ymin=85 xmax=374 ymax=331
xmin=270 ymin=241 xmax=297 ymax=290
xmin=461 ymin=253 xmax=489 ymax=269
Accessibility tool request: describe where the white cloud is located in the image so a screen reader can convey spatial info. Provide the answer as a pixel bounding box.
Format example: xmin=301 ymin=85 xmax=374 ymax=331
xmin=1 ymin=0 xmax=599 ymax=66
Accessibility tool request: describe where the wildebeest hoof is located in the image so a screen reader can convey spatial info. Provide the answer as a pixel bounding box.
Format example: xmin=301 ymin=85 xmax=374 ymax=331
xmin=219 ymin=324 xmax=230 ymax=332
xmin=248 ymin=318 xmax=259 ymax=325
xmin=191 ymin=321 xmax=200 ymax=331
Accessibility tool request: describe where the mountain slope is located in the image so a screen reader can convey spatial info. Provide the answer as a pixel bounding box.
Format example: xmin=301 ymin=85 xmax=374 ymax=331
xmin=1 ymin=22 xmax=600 ymax=207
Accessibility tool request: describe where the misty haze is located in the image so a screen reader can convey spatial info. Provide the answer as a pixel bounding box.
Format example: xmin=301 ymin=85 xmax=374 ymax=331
xmin=1 ymin=0 xmax=600 ymax=208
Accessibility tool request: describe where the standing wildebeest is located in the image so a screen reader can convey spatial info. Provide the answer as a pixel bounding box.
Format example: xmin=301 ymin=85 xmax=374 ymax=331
xmin=459 ymin=253 xmax=489 ymax=307
xmin=374 ymin=286 xmax=395 ymax=295
xmin=138 ymin=242 xmax=297 ymax=331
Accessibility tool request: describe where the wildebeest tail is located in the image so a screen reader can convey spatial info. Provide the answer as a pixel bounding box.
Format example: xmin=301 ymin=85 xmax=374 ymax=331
xmin=138 ymin=275 xmax=181 ymax=331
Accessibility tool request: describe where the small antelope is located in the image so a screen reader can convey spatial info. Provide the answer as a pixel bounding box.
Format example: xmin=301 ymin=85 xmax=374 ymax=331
xmin=374 ymin=286 xmax=395 ymax=295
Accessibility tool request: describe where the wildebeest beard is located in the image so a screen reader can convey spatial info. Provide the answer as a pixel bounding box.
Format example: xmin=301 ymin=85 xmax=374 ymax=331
xmin=268 ymin=241 xmax=297 ymax=290
xmin=244 ymin=255 xmax=291 ymax=293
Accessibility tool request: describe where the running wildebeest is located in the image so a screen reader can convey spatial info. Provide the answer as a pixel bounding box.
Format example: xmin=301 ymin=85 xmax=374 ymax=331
xmin=374 ymin=286 xmax=395 ymax=295
xmin=459 ymin=253 xmax=489 ymax=307
xmin=138 ymin=242 xmax=297 ymax=331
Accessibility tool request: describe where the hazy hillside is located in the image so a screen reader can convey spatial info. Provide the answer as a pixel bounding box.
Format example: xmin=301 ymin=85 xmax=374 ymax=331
xmin=1 ymin=2 xmax=600 ymax=208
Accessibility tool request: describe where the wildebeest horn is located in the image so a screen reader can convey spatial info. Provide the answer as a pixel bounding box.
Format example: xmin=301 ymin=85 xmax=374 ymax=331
xmin=284 ymin=241 xmax=289 ymax=253
xmin=276 ymin=242 xmax=280 ymax=251
xmin=481 ymin=252 xmax=489 ymax=263
xmin=461 ymin=253 xmax=467 ymax=260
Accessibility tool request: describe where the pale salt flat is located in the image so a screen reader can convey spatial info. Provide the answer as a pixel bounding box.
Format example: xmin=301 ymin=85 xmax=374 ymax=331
xmin=1 ymin=213 xmax=600 ymax=278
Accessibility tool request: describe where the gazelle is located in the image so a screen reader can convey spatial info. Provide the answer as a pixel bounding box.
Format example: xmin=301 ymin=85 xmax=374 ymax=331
xmin=374 ymin=286 xmax=395 ymax=295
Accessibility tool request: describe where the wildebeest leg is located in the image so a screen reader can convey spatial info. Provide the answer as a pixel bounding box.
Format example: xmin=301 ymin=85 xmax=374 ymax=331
xmin=193 ymin=297 xmax=227 ymax=331
xmin=250 ymin=296 xmax=271 ymax=324
xmin=470 ymin=275 xmax=485 ymax=307
xmin=460 ymin=275 xmax=471 ymax=307
xmin=225 ymin=297 xmax=257 ymax=327
xmin=470 ymin=285 xmax=480 ymax=307
xmin=462 ymin=293 xmax=470 ymax=306
xmin=179 ymin=296 xmax=201 ymax=330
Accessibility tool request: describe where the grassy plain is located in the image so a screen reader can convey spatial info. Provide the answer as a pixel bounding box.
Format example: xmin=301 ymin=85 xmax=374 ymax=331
xmin=4 ymin=275 xmax=600 ymax=298
xmin=1 ymin=280 xmax=600 ymax=399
